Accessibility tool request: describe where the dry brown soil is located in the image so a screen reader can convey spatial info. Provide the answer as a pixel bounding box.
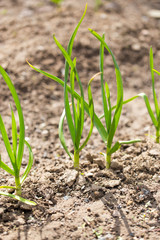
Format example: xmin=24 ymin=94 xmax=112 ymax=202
xmin=0 ymin=0 xmax=160 ymax=239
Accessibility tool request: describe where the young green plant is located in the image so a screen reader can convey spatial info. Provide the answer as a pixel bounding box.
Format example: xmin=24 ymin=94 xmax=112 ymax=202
xmin=54 ymin=5 xmax=95 ymax=170
xmin=28 ymin=4 xmax=140 ymax=169
xmin=142 ymin=47 xmax=160 ymax=143
xmin=0 ymin=66 xmax=36 ymax=205
xmin=59 ymin=71 xmax=96 ymax=169
xmin=88 ymin=30 xmax=140 ymax=168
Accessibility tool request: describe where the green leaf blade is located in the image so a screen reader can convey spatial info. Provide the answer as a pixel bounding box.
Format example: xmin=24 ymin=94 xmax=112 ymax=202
xmin=0 ymin=155 xmax=15 ymax=176
xmin=139 ymin=93 xmax=158 ymax=127
xmin=27 ymin=64 xmax=108 ymax=142
xmin=20 ymin=139 xmax=34 ymax=185
xmin=150 ymin=47 xmax=159 ymax=119
xmin=58 ymin=109 xmax=72 ymax=159
xmin=0 ymin=66 xmax=25 ymax=170
xmin=0 ymin=115 xmax=15 ymax=168
xmin=0 ymin=191 xmax=36 ymax=205
xmin=11 ymin=106 xmax=17 ymax=158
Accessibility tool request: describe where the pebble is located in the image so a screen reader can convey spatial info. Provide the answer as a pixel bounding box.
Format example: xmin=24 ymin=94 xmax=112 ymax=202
xmin=42 ymin=129 xmax=49 ymax=137
xmin=127 ymin=200 xmax=133 ymax=206
xmin=148 ymin=9 xmax=160 ymax=18
xmin=99 ymin=233 xmax=114 ymax=240
xmin=64 ymin=169 xmax=78 ymax=187
xmin=85 ymin=172 xmax=94 ymax=178
xmin=104 ymin=179 xmax=121 ymax=188
xmin=110 ymin=160 xmax=123 ymax=170
xmin=93 ymin=158 xmax=105 ymax=169
xmin=113 ymin=210 xmax=119 ymax=217
xmin=148 ymin=149 xmax=160 ymax=157
xmin=0 ymin=208 xmax=4 ymax=215
xmin=91 ymin=184 xmax=105 ymax=199
xmin=20 ymin=203 xmax=33 ymax=211
xmin=131 ymin=43 xmax=141 ymax=51
xmin=78 ymin=174 xmax=86 ymax=186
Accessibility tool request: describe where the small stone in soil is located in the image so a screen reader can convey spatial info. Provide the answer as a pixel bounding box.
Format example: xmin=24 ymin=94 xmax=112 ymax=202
xmin=110 ymin=160 xmax=123 ymax=170
xmin=64 ymin=169 xmax=78 ymax=187
xmin=149 ymin=148 xmax=160 ymax=157
xmin=103 ymin=179 xmax=121 ymax=188
xmin=91 ymin=190 xmax=104 ymax=199
xmin=112 ymin=210 xmax=119 ymax=218
xmin=99 ymin=233 xmax=114 ymax=240
xmin=0 ymin=208 xmax=4 ymax=215
xmin=93 ymin=158 xmax=105 ymax=169
xmin=20 ymin=203 xmax=33 ymax=211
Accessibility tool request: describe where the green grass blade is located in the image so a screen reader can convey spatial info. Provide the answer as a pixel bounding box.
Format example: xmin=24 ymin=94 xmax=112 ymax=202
xmin=11 ymin=106 xmax=17 ymax=158
xmin=53 ymin=5 xmax=87 ymax=146
xmin=119 ymin=139 xmax=141 ymax=144
xmin=79 ymin=79 xmax=94 ymax=151
xmin=58 ymin=3 xmax=86 ymax=124
xmin=99 ymin=95 xmax=139 ymax=119
xmin=20 ymin=139 xmax=33 ymax=185
xmin=66 ymin=3 xmax=87 ymax=57
xmin=89 ymin=29 xmax=123 ymax=147
xmin=0 ymin=115 xmax=15 ymax=168
xmin=0 ymin=191 xmax=36 ymax=205
xmin=105 ymin=81 xmax=112 ymax=129
xmin=100 ymin=34 xmax=110 ymax=132
xmin=0 ymin=186 xmax=17 ymax=189
xmin=108 ymin=142 xmax=121 ymax=155
xmin=75 ymin=99 xmax=82 ymax=149
xmin=138 ymin=93 xmax=158 ymax=127
xmin=0 ymin=66 xmax=25 ymax=170
xmin=64 ymin=82 xmax=76 ymax=145
xmin=150 ymin=47 xmax=159 ymax=118
xmin=153 ymin=69 xmax=160 ymax=75
xmin=27 ymin=62 xmax=108 ymax=142
xmin=53 ymin=36 xmax=86 ymax=147
xmin=59 ymin=108 xmax=72 ymax=159
xmin=53 ymin=36 xmax=79 ymax=145
xmin=70 ymin=58 xmax=77 ymax=128
xmin=108 ymin=95 xmax=123 ymax=148
xmin=0 ymin=155 xmax=15 ymax=176
xmin=53 ymin=35 xmax=84 ymax=93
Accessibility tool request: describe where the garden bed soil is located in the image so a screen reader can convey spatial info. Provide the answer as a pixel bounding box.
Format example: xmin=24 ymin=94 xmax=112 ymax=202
xmin=0 ymin=0 xmax=160 ymax=239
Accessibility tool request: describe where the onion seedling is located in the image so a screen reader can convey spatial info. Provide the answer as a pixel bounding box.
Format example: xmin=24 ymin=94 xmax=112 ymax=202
xmin=139 ymin=47 xmax=160 ymax=143
xmin=88 ymin=30 xmax=140 ymax=168
xmin=53 ymin=5 xmax=95 ymax=170
xmin=0 ymin=66 xmax=36 ymax=205
xmin=28 ymin=5 xmax=134 ymax=144
xmin=28 ymin=4 xmax=140 ymax=169
xmin=59 ymin=72 xmax=98 ymax=169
